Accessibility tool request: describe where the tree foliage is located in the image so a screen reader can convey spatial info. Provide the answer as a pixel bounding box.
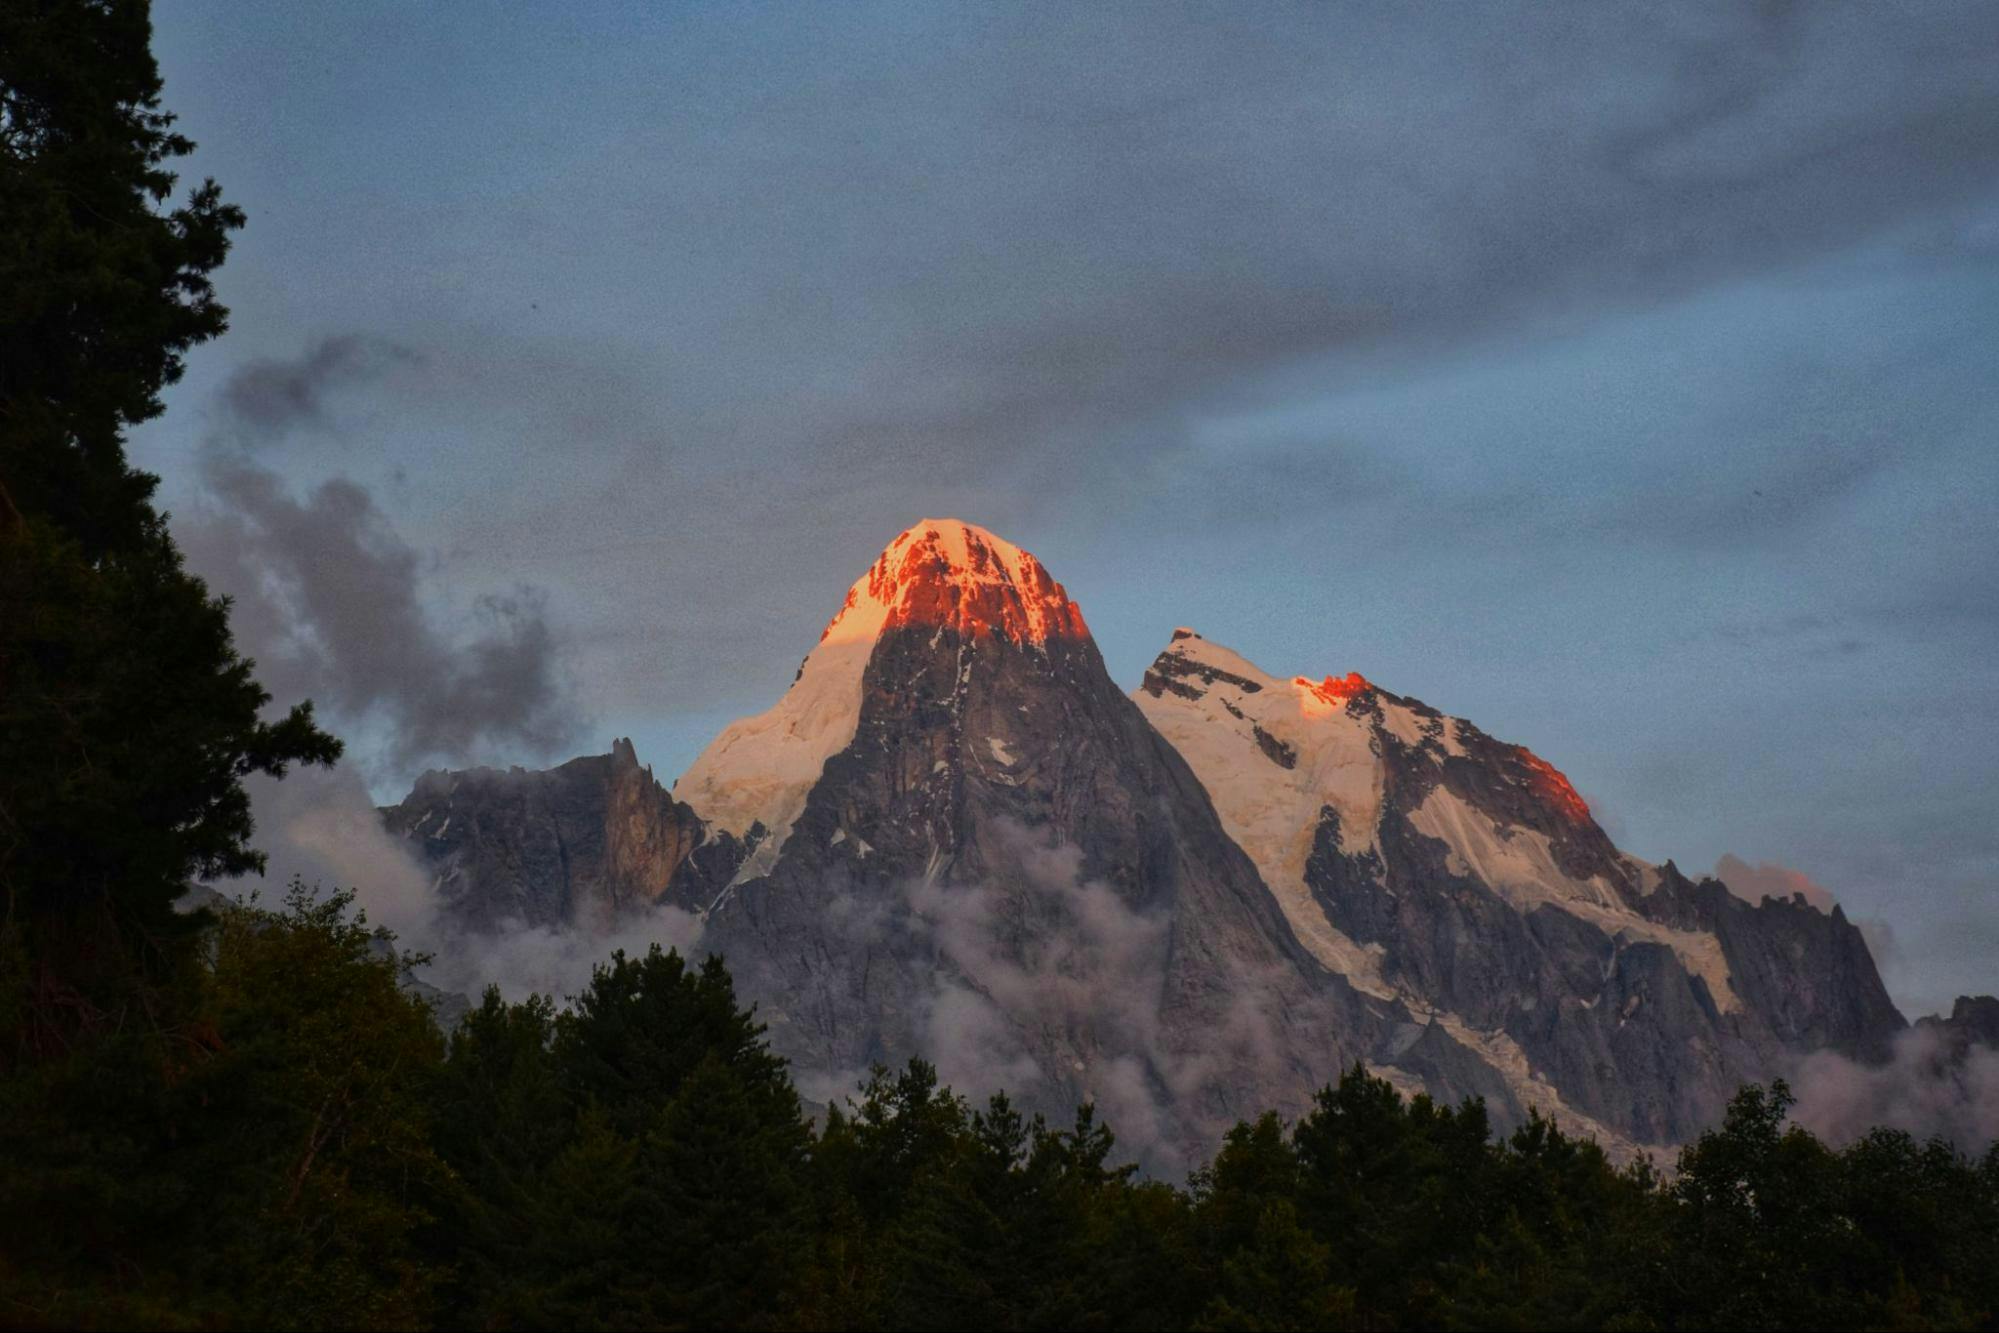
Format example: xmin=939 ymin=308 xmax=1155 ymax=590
xmin=1 ymin=0 xmax=236 ymax=548
xmin=0 ymin=882 xmax=449 ymax=1328
xmin=1 ymin=0 xmax=338 ymax=1065
xmin=9 ymin=906 xmax=1991 ymax=1331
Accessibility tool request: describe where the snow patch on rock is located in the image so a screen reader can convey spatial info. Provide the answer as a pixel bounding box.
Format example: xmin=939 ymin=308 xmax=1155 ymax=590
xmin=1135 ymin=632 xmax=1394 ymax=998
xmin=1408 ymin=787 xmax=1739 ymax=1011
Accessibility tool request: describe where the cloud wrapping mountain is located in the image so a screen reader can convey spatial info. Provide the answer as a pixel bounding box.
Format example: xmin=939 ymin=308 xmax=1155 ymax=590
xmin=183 ymin=338 xmax=585 ymax=774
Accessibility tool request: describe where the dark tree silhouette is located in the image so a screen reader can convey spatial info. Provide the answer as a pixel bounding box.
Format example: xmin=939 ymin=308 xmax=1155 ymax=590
xmin=0 ymin=0 xmax=338 ymax=1061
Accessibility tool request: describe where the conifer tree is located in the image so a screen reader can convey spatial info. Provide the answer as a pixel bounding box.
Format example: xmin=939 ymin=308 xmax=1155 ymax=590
xmin=0 ymin=0 xmax=338 ymax=1061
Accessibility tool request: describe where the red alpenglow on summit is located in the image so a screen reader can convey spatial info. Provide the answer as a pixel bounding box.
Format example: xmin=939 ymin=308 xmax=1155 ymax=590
xmin=676 ymin=519 xmax=1084 ymax=876
xmin=1295 ymin=672 xmax=1374 ymax=707
xmin=825 ymin=519 xmax=1089 ymax=646
xmin=1520 ymin=752 xmax=1593 ymax=824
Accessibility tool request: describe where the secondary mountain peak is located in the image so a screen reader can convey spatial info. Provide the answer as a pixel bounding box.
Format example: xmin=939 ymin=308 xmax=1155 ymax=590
xmin=1135 ymin=628 xmax=1903 ymax=1146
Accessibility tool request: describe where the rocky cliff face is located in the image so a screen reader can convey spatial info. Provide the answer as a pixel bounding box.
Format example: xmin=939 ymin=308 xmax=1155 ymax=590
xmin=1135 ymin=630 xmax=1906 ymax=1147
xmin=384 ymin=521 xmax=1920 ymax=1163
xmin=380 ymin=738 xmax=745 ymax=931
xmin=1918 ymin=994 xmax=1999 ymax=1051
xmin=679 ymin=522 xmax=1515 ymax=1164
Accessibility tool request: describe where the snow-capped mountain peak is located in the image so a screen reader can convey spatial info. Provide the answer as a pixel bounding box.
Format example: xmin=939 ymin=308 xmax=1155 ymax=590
xmin=675 ymin=519 xmax=1084 ymax=869
xmin=1138 ymin=630 xmax=1398 ymax=993
xmin=824 ymin=518 xmax=1088 ymax=648
xmin=1131 ymin=628 xmax=1860 ymax=1147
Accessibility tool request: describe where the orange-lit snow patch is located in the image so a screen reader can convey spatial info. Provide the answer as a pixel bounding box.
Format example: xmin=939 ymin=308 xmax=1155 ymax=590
xmin=1294 ymin=671 xmax=1374 ymax=709
xmin=1520 ymin=751 xmax=1592 ymax=823
xmin=821 ymin=519 xmax=1089 ymax=646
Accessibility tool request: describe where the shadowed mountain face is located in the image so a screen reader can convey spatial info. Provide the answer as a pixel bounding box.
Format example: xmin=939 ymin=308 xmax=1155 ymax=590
xmin=379 ymin=739 xmax=745 ymax=931
xmin=385 ymin=520 xmax=1912 ymax=1163
xmin=1137 ymin=630 xmax=1905 ymax=1146
xmin=693 ymin=583 xmax=1522 ymax=1164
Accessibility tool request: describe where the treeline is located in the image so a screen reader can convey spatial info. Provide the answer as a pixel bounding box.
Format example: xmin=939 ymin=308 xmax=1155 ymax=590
xmin=1 ymin=885 xmax=1995 ymax=1330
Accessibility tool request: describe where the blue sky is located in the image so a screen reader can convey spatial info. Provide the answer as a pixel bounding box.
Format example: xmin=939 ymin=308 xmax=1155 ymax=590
xmin=136 ymin=2 xmax=1999 ymax=1015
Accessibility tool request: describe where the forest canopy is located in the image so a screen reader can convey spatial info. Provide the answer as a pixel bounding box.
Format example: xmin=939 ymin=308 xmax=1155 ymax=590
xmin=1 ymin=886 xmax=1995 ymax=1331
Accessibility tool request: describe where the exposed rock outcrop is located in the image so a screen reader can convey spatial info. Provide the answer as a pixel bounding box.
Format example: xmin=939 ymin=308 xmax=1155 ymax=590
xmin=1136 ymin=629 xmax=1906 ymax=1148
xmin=380 ymin=738 xmax=744 ymax=930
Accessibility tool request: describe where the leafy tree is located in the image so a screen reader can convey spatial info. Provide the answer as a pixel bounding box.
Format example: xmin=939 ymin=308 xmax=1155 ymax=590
xmin=1287 ymin=1066 xmax=1494 ymax=1326
xmin=633 ymin=1050 xmax=810 ymax=1328
xmin=503 ymin=1105 xmax=647 ymax=1329
xmin=552 ymin=947 xmax=795 ymax=1137
xmin=1667 ymin=1084 xmax=1999 ymax=1331
xmin=185 ymin=883 xmax=452 ymax=1329
xmin=826 ymin=1057 xmax=975 ymax=1232
xmin=804 ymin=1068 xmax=1180 ymax=1333
xmin=1667 ymin=1081 xmax=1844 ymax=1329
xmin=1197 ymin=1199 xmax=1352 ymax=1333
xmin=0 ymin=881 xmax=450 ymax=1328
xmin=876 ymin=1091 xmax=1028 ymax=1331
xmin=1835 ymin=1127 xmax=1999 ymax=1328
xmin=1445 ymin=1112 xmax=1667 ymax=1332
xmin=440 ymin=947 xmax=812 ymax=1330
xmin=1 ymin=0 xmax=236 ymax=549
xmin=1089 ymin=1174 xmax=1203 ymax=1333
xmin=1192 ymin=1111 xmax=1356 ymax=1331
xmin=429 ymin=986 xmax=569 ymax=1321
xmin=803 ymin=1058 xmax=970 ymax=1329
xmin=1009 ymin=1103 xmax=1153 ymax=1330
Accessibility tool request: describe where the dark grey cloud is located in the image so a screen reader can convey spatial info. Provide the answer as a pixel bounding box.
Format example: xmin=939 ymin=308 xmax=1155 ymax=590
xmin=222 ymin=334 xmax=420 ymax=433
xmin=185 ymin=339 xmax=585 ymax=773
xmin=690 ymin=3 xmax=1999 ymax=455
xmin=1791 ymin=1025 xmax=1999 ymax=1151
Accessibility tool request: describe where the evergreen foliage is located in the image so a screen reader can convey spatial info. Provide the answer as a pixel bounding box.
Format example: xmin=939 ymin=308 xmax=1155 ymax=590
xmin=8 ymin=899 xmax=1991 ymax=1330
xmin=1 ymin=0 xmax=338 ymax=1067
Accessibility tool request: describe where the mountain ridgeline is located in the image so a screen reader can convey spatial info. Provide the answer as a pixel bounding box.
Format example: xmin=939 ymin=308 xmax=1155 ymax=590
xmin=382 ymin=519 xmax=1915 ymax=1163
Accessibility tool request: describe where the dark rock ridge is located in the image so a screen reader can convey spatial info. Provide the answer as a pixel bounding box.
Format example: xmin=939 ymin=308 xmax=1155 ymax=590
xmin=1635 ymin=862 xmax=1903 ymax=1062
xmin=702 ymin=612 xmax=1516 ymax=1167
xmin=1918 ymin=994 xmax=1999 ymax=1052
xmin=380 ymin=738 xmax=746 ymax=931
xmin=1310 ymin=745 xmax=1902 ymax=1143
